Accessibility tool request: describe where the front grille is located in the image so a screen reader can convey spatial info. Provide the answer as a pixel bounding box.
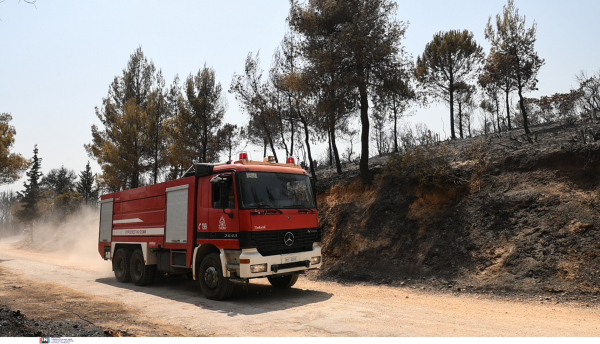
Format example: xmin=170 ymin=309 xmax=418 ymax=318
xmin=251 ymin=228 xmax=320 ymax=256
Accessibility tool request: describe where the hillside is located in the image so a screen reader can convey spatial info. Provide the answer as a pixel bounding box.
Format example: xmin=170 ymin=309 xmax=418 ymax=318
xmin=314 ymin=120 xmax=600 ymax=300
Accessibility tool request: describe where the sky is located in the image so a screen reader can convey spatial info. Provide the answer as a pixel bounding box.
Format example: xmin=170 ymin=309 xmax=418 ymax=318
xmin=1 ymin=0 xmax=599 ymax=192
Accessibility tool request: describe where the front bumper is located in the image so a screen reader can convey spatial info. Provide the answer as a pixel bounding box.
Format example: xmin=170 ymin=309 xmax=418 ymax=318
xmin=238 ymin=244 xmax=322 ymax=278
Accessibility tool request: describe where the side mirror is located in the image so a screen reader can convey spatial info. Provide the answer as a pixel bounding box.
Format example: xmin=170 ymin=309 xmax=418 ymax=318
xmin=212 ymin=174 xmax=234 ymax=216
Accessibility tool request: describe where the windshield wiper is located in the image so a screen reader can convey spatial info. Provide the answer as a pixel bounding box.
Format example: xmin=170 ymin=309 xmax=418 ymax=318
xmin=250 ymin=202 xmax=283 ymax=214
xmin=282 ymin=204 xmax=315 ymax=213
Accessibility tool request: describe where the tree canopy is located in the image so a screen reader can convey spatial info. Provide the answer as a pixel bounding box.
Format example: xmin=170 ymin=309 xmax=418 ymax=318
xmin=485 ymin=0 xmax=544 ymax=134
xmin=169 ymin=64 xmax=227 ymax=167
xmin=86 ymin=48 xmax=235 ymax=190
xmin=479 ymin=51 xmax=514 ymax=131
xmin=415 ymin=30 xmax=484 ymax=140
xmin=0 ymin=113 xmax=29 ymax=185
xmin=41 ymin=165 xmax=77 ymax=196
xmin=230 ymin=52 xmax=281 ymax=163
xmin=85 ymin=48 xmax=159 ymax=191
xmin=289 ymin=0 xmax=409 ymax=182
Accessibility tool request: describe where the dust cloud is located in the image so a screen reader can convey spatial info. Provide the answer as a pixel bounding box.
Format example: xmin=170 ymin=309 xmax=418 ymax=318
xmin=13 ymin=207 xmax=112 ymax=274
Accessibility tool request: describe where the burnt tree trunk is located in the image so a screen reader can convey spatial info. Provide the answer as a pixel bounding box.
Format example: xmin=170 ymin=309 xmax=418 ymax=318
xmin=358 ymin=81 xmax=371 ymax=184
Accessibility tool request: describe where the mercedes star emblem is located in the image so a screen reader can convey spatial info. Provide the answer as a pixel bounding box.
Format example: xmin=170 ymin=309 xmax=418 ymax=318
xmin=284 ymin=232 xmax=294 ymax=246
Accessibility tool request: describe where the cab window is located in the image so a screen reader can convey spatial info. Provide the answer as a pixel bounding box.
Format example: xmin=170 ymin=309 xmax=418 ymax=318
xmin=212 ymin=178 xmax=235 ymax=209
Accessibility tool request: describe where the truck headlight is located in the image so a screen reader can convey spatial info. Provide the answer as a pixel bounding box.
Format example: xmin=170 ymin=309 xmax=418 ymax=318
xmin=250 ymin=263 xmax=267 ymax=273
xmin=310 ymin=256 xmax=321 ymax=265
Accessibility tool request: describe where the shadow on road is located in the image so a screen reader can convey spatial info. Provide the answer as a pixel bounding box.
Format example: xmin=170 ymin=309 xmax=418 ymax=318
xmin=95 ymin=273 xmax=333 ymax=316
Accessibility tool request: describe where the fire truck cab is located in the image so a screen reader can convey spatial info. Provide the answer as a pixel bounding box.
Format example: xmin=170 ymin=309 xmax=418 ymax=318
xmin=98 ymin=156 xmax=322 ymax=300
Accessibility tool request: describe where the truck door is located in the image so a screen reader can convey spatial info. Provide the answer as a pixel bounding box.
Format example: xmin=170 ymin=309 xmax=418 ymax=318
xmin=99 ymin=198 xmax=113 ymax=244
xmin=165 ymin=184 xmax=190 ymax=244
xmin=207 ymin=173 xmax=239 ymax=246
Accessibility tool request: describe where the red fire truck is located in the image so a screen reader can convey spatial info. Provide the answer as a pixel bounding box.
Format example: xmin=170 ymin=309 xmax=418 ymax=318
xmin=98 ymin=155 xmax=322 ymax=300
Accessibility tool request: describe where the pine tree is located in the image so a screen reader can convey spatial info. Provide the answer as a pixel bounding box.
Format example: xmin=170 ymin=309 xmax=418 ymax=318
xmin=415 ymin=30 xmax=484 ymax=140
xmin=289 ymin=0 xmax=409 ymax=183
xmin=374 ymin=62 xmax=416 ymax=153
xmin=166 ymin=64 xmax=227 ymax=175
xmin=485 ymin=0 xmax=544 ymax=134
xmin=230 ymin=53 xmax=280 ymax=162
xmin=183 ymin=64 xmax=226 ymax=163
xmin=85 ymin=47 xmax=159 ymax=191
xmin=218 ymin=123 xmax=244 ymax=161
xmin=77 ymin=161 xmax=98 ymax=207
xmin=146 ymin=71 xmax=170 ymax=184
xmin=41 ymin=165 xmax=77 ymax=196
xmin=0 ymin=113 xmax=29 ymax=185
xmin=16 ymin=145 xmax=43 ymax=228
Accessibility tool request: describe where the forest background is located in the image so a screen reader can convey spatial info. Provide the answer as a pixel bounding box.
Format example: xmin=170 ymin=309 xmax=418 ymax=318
xmin=1 ymin=0 xmax=599 ymax=234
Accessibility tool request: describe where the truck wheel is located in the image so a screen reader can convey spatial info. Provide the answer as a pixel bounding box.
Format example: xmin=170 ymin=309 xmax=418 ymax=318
xmin=113 ymin=248 xmax=131 ymax=283
xmin=198 ymin=253 xmax=234 ymax=300
xmin=268 ymin=273 xmax=299 ymax=289
xmin=130 ymin=249 xmax=156 ymax=286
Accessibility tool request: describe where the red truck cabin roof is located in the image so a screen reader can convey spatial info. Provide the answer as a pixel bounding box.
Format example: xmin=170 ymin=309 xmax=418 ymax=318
xmin=99 ymin=161 xmax=308 ymax=203
xmin=213 ymin=162 xmax=308 ymax=175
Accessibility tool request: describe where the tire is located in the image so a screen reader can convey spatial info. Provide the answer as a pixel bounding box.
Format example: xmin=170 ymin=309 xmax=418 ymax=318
xmin=130 ymin=249 xmax=156 ymax=286
xmin=113 ymin=248 xmax=131 ymax=283
xmin=268 ymin=273 xmax=299 ymax=289
xmin=198 ymin=253 xmax=234 ymax=300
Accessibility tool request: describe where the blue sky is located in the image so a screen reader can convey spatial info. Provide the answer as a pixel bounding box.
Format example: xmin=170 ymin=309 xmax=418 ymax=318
xmin=1 ymin=0 xmax=599 ymax=191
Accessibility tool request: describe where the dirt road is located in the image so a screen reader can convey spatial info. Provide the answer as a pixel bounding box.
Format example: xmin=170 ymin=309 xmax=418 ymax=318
xmin=1 ymin=237 xmax=600 ymax=336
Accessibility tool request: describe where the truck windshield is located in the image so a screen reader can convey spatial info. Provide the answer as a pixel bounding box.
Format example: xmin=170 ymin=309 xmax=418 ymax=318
xmin=238 ymin=172 xmax=316 ymax=209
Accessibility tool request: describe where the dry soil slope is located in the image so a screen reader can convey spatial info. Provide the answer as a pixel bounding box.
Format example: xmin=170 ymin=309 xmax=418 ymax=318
xmin=315 ymin=120 xmax=600 ymax=298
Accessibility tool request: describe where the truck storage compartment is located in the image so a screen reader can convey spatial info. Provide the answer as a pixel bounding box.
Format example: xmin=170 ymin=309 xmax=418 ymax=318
xmin=156 ymin=250 xmax=189 ymax=274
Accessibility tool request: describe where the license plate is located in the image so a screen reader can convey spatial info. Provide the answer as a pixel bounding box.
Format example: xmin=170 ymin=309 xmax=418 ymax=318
xmin=284 ymin=256 xmax=298 ymax=263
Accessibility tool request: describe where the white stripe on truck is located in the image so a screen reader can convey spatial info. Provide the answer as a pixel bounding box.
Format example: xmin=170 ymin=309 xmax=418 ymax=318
xmin=113 ymin=218 xmax=144 ymax=224
xmin=112 ymin=228 xmax=165 ymax=236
